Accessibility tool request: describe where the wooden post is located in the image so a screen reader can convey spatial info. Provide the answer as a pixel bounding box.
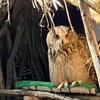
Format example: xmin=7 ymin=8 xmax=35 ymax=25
xmin=78 ymin=0 xmax=100 ymax=88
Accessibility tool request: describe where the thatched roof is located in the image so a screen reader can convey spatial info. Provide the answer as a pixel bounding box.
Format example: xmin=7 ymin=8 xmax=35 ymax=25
xmin=66 ymin=0 xmax=100 ymax=24
xmin=31 ymin=0 xmax=100 ymax=26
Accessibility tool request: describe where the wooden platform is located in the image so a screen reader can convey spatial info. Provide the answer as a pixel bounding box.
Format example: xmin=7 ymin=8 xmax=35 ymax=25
xmin=0 ymin=89 xmax=100 ymax=100
xmin=22 ymin=86 xmax=97 ymax=94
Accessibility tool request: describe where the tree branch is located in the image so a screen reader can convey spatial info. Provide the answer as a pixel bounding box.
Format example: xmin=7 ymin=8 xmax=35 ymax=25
xmin=0 ymin=89 xmax=80 ymax=100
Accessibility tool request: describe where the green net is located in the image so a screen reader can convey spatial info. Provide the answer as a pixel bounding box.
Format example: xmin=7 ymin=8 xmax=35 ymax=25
xmin=81 ymin=82 xmax=97 ymax=89
xmin=16 ymin=81 xmax=55 ymax=88
xmin=16 ymin=81 xmax=97 ymax=90
xmin=69 ymin=82 xmax=97 ymax=89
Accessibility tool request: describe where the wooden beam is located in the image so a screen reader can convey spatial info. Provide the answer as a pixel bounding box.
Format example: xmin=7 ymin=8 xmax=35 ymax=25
xmin=66 ymin=0 xmax=100 ymax=24
xmin=0 ymin=89 xmax=80 ymax=100
xmin=78 ymin=0 xmax=100 ymax=88
xmin=0 ymin=89 xmax=100 ymax=100
xmin=24 ymin=96 xmax=42 ymax=100
xmin=84 ymin=0 xmax=100 ymax=15
xmin=66 ymin=0 xmax=100 ymax=14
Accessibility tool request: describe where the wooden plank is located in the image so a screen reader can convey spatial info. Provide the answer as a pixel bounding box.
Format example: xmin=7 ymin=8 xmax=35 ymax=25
xmin=24 ymin=96 xmax=42 ymax=100
xmin=0 ymin=89 xmax=80 ymax=100
xmin=0 ymin=89 xmax=100 ymax=100
xmin=78 ymin=0 xmax=100 ymax=88
xmin=69 ymin=94 xmax=100 ymax=100
xmin=22 ymin=86 xmax=96 ymax=94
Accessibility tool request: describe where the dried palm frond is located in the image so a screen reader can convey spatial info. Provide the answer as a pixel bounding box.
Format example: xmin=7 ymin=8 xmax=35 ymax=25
xmin=31 ymin=0 xmax=64 ymax=29
xmin=31 ymin=0 xmax=74 ymax=30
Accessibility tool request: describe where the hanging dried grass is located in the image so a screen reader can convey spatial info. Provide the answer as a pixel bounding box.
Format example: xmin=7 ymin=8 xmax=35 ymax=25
xmin=0 ymin=0 xmax=11 ymax=24
xmin=31 ymin=0 xmax=64 ymax=29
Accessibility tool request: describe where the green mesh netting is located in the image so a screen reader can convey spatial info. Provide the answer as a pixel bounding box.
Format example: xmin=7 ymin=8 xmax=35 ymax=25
xmin=16 ymin=81 xmax=97 ymax=90
xmin=69 ymin=82 xmax=97 ymax=89
xmin=16 ymin=81 xmax=55 ymax=88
